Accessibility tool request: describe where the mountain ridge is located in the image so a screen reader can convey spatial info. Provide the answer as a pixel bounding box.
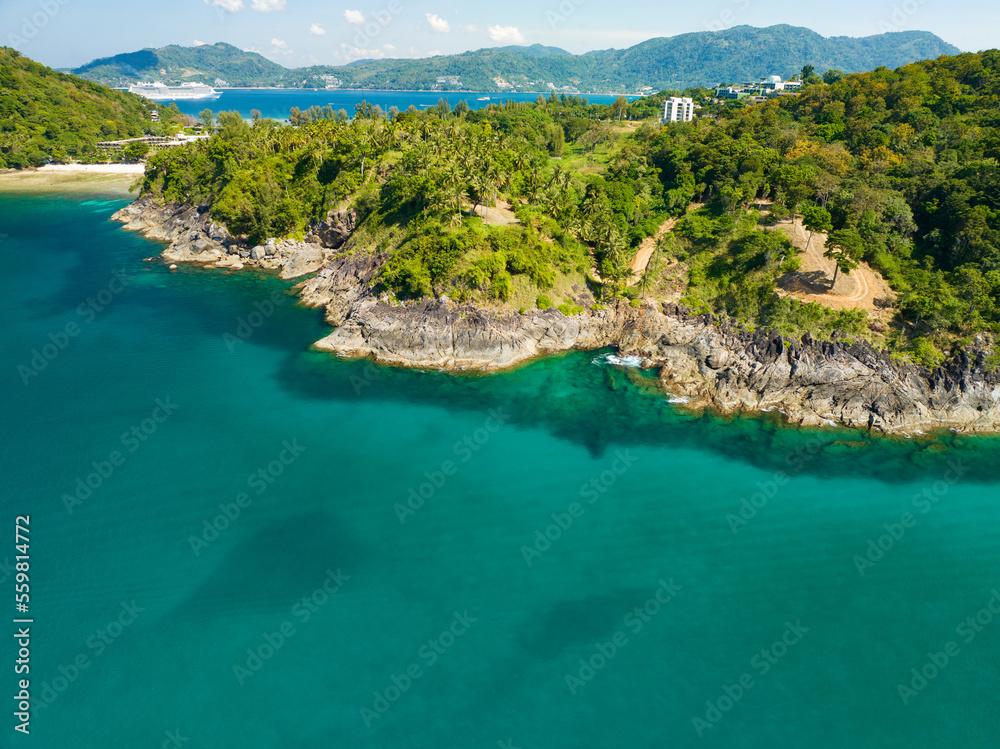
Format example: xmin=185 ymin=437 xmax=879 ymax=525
xmin=68 ymin=26 xmax=961 ymax=93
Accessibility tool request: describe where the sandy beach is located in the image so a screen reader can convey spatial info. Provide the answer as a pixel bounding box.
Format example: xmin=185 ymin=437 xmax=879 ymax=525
xmin=0 ymin=164 xmax=145 ymax=194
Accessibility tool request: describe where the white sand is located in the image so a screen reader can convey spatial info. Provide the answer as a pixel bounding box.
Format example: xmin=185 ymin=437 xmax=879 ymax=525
xmin=36 ymin=164 xmax=145 ymax=174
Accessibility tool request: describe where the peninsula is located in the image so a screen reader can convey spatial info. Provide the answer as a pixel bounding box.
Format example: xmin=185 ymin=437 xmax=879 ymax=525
xmin=108 ymin=49 xmax=1000 ymax=435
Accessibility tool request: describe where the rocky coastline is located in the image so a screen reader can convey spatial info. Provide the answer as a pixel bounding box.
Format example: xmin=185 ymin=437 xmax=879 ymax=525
xmin=113 ymin=198 xmax=1000 ymax=436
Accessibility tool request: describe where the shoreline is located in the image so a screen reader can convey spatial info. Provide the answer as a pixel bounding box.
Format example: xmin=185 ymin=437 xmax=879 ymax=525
xmin=111 ymin=196 xmax=1000 ymax=437
xmin=0 ymin=165 xmax=142 ymax=194
xmin=136 ymin=87 xmax=632 ymax=98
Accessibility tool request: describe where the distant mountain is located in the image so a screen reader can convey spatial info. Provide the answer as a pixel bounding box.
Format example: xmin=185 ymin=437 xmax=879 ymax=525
xmin=70 ymin=26 xmax=961 ymax=93
xmin=70 ymin=42 xmax=288 ymax=87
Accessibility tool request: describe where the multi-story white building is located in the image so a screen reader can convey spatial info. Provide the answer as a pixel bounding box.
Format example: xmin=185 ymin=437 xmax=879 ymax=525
xmin=663 ymin=96 xmax=695 ymax=123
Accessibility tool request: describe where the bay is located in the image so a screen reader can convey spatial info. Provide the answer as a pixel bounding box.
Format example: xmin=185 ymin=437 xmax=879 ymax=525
xmin=163 ymin=89 xmax=628 ymax=121
xmin=1 ymin=193 xmax=998 ymax=748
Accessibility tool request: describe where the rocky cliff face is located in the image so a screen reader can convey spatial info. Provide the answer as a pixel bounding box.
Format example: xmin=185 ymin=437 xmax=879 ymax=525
xmin=113 ymin=197 xmax=342 ymax=280
xmin=114 ymin=199 xmax=1000 ymax=435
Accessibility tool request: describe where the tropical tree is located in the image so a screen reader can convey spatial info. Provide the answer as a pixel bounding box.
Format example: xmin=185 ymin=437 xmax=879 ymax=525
xmin=824 ymin=228 xmax=863 ymax=288
xmin=802 ymin=205 xmax=832 ymax=250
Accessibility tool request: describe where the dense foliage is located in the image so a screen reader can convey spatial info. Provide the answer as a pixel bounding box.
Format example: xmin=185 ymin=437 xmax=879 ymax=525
xmin=71 ymin=43 xmax=289 ymax=88
xmin=645 ymin=50 xmax=1000 ymax=362
xmin=0 ymin=47 xmax=169 ymax=168
xmin=141 ymin=95 xmax=678 ymax=309
xmin=72 ymin=27 xmax=958 ymax=93
xmin=141 ymin=49 xmax=1000 ymax=364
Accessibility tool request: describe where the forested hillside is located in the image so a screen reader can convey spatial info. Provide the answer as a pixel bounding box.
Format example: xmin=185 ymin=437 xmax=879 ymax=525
xmin=73 ymin=42 xmax=288 ymax=88
xmin=72 ymin=26 xmax=959 ymax=93
xmin=0 ymin=47 xmax=168 ymax=168
xmin=138 ymin=49 xmax=1000 ymax=365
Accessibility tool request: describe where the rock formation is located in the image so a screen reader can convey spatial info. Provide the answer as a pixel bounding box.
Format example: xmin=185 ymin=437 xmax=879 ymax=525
xmin=113 ymin=199 xmax=1000 ymax=435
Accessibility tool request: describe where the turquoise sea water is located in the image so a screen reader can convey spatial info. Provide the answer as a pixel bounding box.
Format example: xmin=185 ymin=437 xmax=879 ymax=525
xmin=2 ymin=193 xmax=1000 ymax=747
xmin=165 ymin=89 xmax=629 ymax=121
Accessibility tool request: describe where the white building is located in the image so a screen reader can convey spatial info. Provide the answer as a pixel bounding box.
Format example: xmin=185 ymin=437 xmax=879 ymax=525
xmin=663 ymin=97 xmax=694 ymax=123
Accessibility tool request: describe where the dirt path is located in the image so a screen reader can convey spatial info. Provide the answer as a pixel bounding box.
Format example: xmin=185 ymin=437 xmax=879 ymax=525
xmin=469 ymin=198 xmax=519 ymax=226
xmin=591 ymin=204 xmax=702 ymax=285
xmin=772 ymin=217 xmax=894 ymax=316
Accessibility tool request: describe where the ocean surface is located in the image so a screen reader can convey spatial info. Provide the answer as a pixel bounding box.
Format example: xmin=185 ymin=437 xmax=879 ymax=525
xmin=164 ymin=89 xmax=628 ymax=121
xmin=2 ymin=193 xmax=1000 ymax=748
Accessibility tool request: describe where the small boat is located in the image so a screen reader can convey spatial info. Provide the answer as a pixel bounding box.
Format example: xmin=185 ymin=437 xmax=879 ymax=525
xmin=477 ymin=96 xmax=490 ymax=101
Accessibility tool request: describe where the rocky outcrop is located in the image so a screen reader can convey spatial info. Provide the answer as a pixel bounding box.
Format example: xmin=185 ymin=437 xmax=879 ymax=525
xmin=313 ymin=299 xmax=620 ymax=370
xmin=113 ymin=197 xmax=333 ymax=280
xmin=615 ymin=306 xmax=1000 ymax=434
xmin=114 ymin=198 xmax=1000 ymax=435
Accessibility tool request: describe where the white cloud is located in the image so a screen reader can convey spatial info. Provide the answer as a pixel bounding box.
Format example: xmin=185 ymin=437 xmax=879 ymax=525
xmin=251 ymin=0 xmax=285 ymax=10
xmin=271 ymin=38 xmax=287 ymax=49
xmin=383 ymin=43 xmax=396 ymax=50
xmin=488 ymin=25 xmax=525 ymax=43
xmin=205 ymin=0 xmax=244 ymax=11
xmin=464 ymin=24 xmax=480 ymax=32
xmin=344 ymin=9 xmax=365 ymax=24
xmin=309 ymin=23 xmax=326 ymax=35
xmin=428 ymin=49 xmax=441 ymax=56
xmin=426 ymin=13 xmax=450 ymax=32
xmin=193 ymin=40 xmax=207 ymax=46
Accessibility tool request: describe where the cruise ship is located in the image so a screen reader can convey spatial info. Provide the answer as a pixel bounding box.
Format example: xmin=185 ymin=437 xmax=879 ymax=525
xmin=127 ymin=82 xmax=223 ymax=101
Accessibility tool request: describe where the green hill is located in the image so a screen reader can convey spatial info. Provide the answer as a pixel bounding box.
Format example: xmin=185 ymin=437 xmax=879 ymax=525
xmin=136 ymin=47 xmax=1000 ymax=361
xmin=71 ymin=42 xmax=288 ymax=88
xmin=0 ymin=47 xmax=164 ymax=168
xmin=70 ymin=26 xmax=960 ymax=93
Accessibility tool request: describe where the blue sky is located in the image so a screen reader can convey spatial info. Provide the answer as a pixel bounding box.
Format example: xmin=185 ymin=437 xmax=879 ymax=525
xmin=3 ymin=0 xmax=997 ymax=69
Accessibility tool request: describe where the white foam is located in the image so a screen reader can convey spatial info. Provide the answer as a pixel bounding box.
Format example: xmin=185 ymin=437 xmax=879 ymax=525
xmin=593 ymin=353 xmax=644 ymax=368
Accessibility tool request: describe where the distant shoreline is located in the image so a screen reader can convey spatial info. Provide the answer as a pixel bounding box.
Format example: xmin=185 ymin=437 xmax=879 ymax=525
xmin=120 ymin=87 xmax=629 ymax=98
xmin=0 ymin=165 xmax=141 ymax=194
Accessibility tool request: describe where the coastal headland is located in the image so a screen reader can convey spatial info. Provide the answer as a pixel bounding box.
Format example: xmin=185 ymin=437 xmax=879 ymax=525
xmin=112 ymin=197 xmax=1000 ymax=437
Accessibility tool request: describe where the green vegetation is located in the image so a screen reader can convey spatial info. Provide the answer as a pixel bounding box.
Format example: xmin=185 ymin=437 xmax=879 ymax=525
xmin=71 ymin=27 xmax=958 ymax=93
xmin=645 ymin=49 xmax=1000 ymax=359
xmin=138 ymin=48 xmax=1000 ymax=365
xmin=71 ymin=42 xmax=288 ymax=88
xmin=0 ymin=47 xmax=175 ymax=168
